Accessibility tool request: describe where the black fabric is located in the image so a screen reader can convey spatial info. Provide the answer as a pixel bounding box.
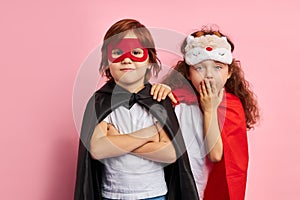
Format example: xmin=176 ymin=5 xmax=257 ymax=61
xmin=74 ymin=81 xmax=199 ymax=200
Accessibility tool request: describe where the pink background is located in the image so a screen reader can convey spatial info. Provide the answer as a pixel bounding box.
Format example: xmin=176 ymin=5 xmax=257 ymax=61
xmin=1 ymin=0 xmax=300 ymax=199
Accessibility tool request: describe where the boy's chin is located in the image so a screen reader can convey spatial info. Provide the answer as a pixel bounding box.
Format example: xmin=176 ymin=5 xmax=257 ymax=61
xmin=116 ymin=77 xmax=144 ymax=86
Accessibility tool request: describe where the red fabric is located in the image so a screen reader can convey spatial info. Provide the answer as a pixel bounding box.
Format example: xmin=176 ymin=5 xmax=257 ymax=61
xmin=173 ymin=87 xmax=249 ymax=200
xmin=172 ymin=85 xmax=198 ymax=105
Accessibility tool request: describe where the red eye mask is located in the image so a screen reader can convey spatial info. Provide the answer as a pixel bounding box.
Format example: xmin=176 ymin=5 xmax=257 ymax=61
xmin=107 ymin=38 xmax=149 ymax=63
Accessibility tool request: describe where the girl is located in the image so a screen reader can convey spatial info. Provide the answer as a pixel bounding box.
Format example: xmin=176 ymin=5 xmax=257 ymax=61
xmin=74 ymin=19 xmax=199 ymax=200
xmin=160 ymin=26 xmax=260 ymax=200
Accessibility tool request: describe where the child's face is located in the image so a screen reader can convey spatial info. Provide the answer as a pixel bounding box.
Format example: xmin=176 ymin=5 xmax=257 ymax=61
xmin=107 ymin=32 xmax=150 ymax=90
xmin=188 ymin=60 xmax=231 ymax=92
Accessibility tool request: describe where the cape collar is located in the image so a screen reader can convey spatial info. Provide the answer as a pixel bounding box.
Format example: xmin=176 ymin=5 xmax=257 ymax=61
xmin=98 ymin=81 xmax=152 ymax=110
xmin=172 ymin=83 xmax=228 ymax=108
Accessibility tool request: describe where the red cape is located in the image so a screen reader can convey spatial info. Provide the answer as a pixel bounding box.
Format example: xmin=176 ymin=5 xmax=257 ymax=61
xmin=173 ymin=87 xmax=248 ymax=200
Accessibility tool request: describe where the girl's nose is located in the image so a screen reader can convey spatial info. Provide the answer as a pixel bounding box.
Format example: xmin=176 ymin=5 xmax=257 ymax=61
xmin=205 ymin=69 xmax=213 ymax=79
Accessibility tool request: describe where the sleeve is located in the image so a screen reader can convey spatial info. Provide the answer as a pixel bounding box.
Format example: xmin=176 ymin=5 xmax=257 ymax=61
xmin=174 ymin=103 xmax=204 ymax=155
xmin=155 ymin=99 xmax=199 ymax=200
xmin=102 ymin=115 xmax=110 ymax=124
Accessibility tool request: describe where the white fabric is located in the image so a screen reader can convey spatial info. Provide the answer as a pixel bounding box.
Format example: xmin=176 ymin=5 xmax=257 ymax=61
xmin=175 ymin=103 xmax=212 ymax=199
xmin=184 ymin=34 xmax=232 ymax=65
xmin=101 ymin=104 xmax=167 ymax=200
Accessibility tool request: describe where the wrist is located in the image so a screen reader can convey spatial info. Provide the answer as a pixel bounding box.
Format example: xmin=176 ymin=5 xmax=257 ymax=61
xmin=203 ymin=108 xmax=218 ymax=115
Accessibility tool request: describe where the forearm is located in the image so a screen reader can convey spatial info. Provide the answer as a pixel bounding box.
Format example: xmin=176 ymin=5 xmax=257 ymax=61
xmin=90 ymin=123 xmax=158 ymax=160
xmin=132 ymin=141 xmax=177 ymax=163
xmin=203 ymin=109 xmax=223 ymax=162
xmin=90 ymin=135 xmax=151 ymax=160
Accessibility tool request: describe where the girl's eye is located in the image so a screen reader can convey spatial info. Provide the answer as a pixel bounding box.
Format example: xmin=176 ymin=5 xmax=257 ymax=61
xmin=194 ymin=66 xmax=203 ymax=71
xmin=215 ymin=65 xmax=222 ymax=70
xmin=131 ymin=48 xmax=144 ymax=58
xmin=111 ymin=49 xmax=123 ymax=58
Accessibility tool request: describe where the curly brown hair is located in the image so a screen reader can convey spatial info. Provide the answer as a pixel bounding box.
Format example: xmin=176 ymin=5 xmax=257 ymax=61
xmin=164 ymin=26 xmax=260 ymax=129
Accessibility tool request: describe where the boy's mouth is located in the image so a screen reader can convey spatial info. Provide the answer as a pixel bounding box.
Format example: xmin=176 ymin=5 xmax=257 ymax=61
xmin=120 ymin=68 xmax=134 ymax=72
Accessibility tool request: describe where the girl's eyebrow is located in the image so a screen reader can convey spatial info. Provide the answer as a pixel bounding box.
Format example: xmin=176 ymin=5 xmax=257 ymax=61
xmin=214 ymin=61 xmax=222 ymax=64
xmin=214 ymin=61 xmax=226 ymax=65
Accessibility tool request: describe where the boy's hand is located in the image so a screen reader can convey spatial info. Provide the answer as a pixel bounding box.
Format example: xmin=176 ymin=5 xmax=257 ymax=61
xmin=107 ymin=123 xmax=120 ymax=136
xmin=151 ymin=83 xmax=177 ymax=104
xmin=144 ymin=125 xmax=159 ymax=143
xmin=107 ymin=123 xmax=159 ymax=142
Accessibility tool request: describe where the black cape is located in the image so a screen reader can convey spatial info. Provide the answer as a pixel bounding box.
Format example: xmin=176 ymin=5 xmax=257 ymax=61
xmin=74 ymin=81 xmax=199 ymax=200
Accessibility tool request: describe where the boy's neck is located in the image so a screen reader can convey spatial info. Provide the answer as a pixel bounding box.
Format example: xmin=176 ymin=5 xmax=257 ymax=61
xmin=116 ymin=82 xmax=146 ymax=93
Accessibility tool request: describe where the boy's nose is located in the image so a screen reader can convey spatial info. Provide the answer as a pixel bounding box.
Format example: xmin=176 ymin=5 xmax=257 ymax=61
xmin=121 ymin=57 xmax=133 ymax=64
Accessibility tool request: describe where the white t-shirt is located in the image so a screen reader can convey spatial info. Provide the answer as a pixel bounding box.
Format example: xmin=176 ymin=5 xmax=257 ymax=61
xmin=175 ymin=103 xmax=212 ymax=200
xmin=101 ymin=104 xmax=167 ymax=200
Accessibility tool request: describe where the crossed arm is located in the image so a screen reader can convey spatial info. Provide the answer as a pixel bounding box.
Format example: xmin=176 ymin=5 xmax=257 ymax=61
xmin=90 ymin=121 xmax=176 ymax=163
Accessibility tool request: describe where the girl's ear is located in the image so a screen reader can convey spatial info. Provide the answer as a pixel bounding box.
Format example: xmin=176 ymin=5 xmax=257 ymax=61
xmin=227 ymin=72 xmax=232 ymax=79
xmin=186 ymin=67 xmax=191 ymax=80
xmin=227 ymin=65 xmax=232 ymax=79
xmin=187 ymin=74 xmax=191 ymax=80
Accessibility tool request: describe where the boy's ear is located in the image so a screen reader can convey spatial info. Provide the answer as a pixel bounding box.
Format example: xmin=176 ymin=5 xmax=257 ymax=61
xmin=147 ymin=62 xmax=151 ymax=69
xmin=101 ymin=65 xmax=108 ymax=72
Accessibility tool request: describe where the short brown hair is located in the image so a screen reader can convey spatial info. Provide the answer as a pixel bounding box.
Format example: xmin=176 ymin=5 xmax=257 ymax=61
xmin=99 ymin=19 xmax=161 ymax=82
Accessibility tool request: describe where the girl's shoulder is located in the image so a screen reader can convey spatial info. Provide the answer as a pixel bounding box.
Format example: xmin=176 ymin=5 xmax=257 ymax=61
xmin=221 ymin=92 xmax=244 ymax=116
xmin=224 ymin=92 xmax=242 ymax=107
xmin=225 ymin=92 xmax=240 ymax=102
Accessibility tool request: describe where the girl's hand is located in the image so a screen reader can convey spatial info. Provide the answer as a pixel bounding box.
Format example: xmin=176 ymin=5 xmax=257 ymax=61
xmin=151 ymin=83 xmax=177 ymax=104
xmin=199 ymin=79 xmax=224 ymax=113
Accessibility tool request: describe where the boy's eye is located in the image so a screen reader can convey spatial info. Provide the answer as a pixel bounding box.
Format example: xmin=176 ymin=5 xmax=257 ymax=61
xmin=131 ymin=48 xmax=144 ymax=58
xmin=111 ymin=49 xmax=123 ymax=58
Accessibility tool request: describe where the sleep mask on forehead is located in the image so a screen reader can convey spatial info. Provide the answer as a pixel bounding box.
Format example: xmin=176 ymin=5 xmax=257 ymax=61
xmin=107 ymin=38 xmax=149 ymax=63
